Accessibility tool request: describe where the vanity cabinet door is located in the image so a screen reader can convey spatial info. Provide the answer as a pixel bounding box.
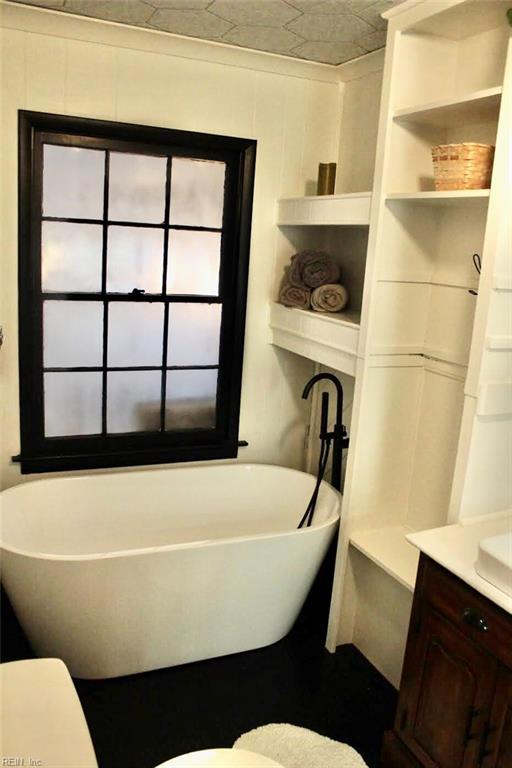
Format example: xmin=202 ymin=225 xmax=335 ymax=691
xmin=483 ymin=668 xmax=512 ymax=768
xmin=397 ymin=605 xmax=497 ymax=768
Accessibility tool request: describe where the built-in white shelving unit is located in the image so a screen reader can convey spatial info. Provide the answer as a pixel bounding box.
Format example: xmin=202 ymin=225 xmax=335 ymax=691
xmin=269 ymin=303 xmax=360 ymax=376
xmin=323 ymin=0 xmax=512 ymax=687
xmin=269 ymin=0 xmax=511 ymax=688
xmin=277 ymin=192 xmax=372 ymax=226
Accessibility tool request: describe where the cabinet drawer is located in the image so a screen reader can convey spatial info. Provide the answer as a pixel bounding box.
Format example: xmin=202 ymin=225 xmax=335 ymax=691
xmin=420 ymin=556 xmax=512 ymax=669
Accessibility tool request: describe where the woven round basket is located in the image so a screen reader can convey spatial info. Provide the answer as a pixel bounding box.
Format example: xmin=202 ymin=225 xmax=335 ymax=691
xmin=431 ymin=142 xmax=494 ymax=191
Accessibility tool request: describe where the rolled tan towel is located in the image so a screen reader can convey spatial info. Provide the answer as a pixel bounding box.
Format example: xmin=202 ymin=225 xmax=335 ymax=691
xmin=279 ymin=269 xmax=311 ymax=309
xmin=311 ymin=283 xmax=348 ymax=313
xmin=289 ymin=250 xmax=341 ymax=289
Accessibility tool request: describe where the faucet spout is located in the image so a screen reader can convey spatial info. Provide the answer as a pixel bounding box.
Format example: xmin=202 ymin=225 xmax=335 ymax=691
xmin=302 ymin=372 xmax=344 ymax=428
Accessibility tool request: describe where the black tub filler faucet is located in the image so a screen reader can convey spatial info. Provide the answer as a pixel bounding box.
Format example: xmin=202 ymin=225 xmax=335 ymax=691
xmin=298 ymin=373 xmax=350 ymax=528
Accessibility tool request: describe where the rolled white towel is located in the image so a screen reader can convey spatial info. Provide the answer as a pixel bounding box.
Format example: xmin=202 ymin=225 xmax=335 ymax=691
xmin=278 ymin=267 xmax=311 ymax=310
xmin=311 ymin=283 xmax=348 ymax=313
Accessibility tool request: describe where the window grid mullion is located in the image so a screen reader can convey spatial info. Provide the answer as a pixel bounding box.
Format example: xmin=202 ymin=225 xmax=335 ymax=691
xmin=41 ymin=293 xmax=222 ymax=303
xmin=101 ymin=150 xmax=110 ymax=435
xmin=43 ymin=365 xmax=220 ymax=373
xmin=160 ymin=157 xmax=173 ymax=432
xmin=41 ymin=216 xmax=222 ymax=235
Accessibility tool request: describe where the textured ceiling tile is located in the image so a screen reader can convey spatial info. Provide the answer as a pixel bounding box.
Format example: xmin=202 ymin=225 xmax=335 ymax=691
xmin=145 ymin=0 xmax=212 ymax=8
xmin=6 ymin=0 xmax=390 ymax=65
xmin=287 ymin=12 xmax=372 ymax=42
xmin=149 ymin=8 xmax=232 ymax=36
xmin=292 ymin=40 xmax=365 ymax=64
xmin=356 ymin=0 xmax=393 ymax=31
xmin=9 ymin=0 xmax=65 ymax=7
xmin=63 ymin=0 xmax=154 ymax=24
xmin=223 ymin=25 xmax=303 ymax=54
xmin=358 ymin=28 xmax=386 ymax=51
xmin=287 ymin=0 xmax=376 ymax=13
xmin=211 ymin=0 xmax=300 ymax=26
xmin=344 ymin=0 xmax=386 ymax=10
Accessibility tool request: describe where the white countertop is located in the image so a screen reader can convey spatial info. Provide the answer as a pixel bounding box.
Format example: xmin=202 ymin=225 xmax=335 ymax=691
xmin=407 ymin=513 xmax=512 ymax=614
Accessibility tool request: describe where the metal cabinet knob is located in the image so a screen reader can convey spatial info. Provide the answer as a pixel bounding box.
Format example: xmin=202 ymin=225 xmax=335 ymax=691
xmin=462 ymin=608 xmax=489 ymax=632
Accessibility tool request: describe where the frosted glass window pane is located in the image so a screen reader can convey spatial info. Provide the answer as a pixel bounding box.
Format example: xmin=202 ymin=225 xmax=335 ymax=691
xmin=109 ymin=152 xmax=167 ymax=223
xmin=108 ymin=302 xmax=164 ymax=367
xmin=43 ymin=145 xmax=105 ymax=219
xmin=166 ymin=230 xmax=220 ymax=296
xmin=107 ymin=371 xmax=161 ymax=433
xmin=107 ymin=226 xmax=164 ymax=294
xmin=43 ymin=301 xmax=103 ymax=367
xmin=167 ymin=303 xmax=221 ymax=366
xmin=169 ymin=158 xmax=225 ymax=228
xmin=42 ymin=222 xmax=103 ymax=293
xmin=165 ymin=369 xmax=217 ymax=430
xmin=44 ymin=372 xmax=102 ymax=437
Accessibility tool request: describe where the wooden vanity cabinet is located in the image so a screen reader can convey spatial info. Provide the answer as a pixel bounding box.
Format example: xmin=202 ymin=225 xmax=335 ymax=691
xmin=486 ymin=669 xmax=512 ymax=768
xmin=381 ymin=555 xmax=512 ymax=768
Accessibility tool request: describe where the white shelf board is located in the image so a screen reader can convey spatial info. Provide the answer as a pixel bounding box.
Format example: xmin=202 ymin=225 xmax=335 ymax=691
xmin=394 ymin=87 xmax=502 ymax=127
xmin=386 ymin=190 xmax=490 ymax=207
xmin=277 ymin=192 xmax=372 ymax=226
xmin=350 ymin=525 xmax=420 ymax=591
xmin=269 ymin=302 xmax=360 ymax=376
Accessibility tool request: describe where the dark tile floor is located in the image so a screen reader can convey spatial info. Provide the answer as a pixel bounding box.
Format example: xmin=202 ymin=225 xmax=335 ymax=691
xmin=1 ymin=586 xmax=396 ymax=768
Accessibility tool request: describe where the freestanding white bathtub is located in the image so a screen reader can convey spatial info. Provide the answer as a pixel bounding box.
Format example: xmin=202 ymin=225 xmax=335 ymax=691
xmin=0 ymin=464 xmax=339 ymax=679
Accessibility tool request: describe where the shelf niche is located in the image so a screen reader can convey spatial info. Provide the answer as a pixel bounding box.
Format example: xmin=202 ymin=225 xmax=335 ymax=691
xmin=273 ymin=199 xmax=370 ymax=373
xmin=393 ymin=13 xmax=508 ymax=111
xmin=371 ymin=200 xmax=486 ymax=367
xmin=387 ymin=23 xmax=506 ymax=195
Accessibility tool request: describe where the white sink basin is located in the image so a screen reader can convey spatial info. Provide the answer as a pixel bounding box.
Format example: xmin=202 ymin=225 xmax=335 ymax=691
xmin=475 ymin=532 xmax=512 ymax=598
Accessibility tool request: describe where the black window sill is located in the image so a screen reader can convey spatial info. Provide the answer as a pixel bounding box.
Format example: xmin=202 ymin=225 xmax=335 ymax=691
xmin=13 ymin=440 xmax=248 ymax=474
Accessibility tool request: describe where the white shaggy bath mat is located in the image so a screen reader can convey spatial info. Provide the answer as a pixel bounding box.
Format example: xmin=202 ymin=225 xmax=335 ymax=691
xmin=234 ymin=724 xmax=368 ymax=768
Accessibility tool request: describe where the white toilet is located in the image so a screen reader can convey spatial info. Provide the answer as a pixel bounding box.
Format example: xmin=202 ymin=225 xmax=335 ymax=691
xmin=155 ymin=749 xmax=283 ymax=767
xmin=1 ymin=659 xmax=98 ymax=768
xmin=0 ymin=659 xmax=283 ymax=768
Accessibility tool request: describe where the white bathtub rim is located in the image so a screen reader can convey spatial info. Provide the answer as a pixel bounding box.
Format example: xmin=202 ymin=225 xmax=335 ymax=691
xmin=0 ymin=513 xmax=340 ymax=563
xmin=0 ymin=464 xmax=341 ymax=562
xmin=1 ymin=461 xmax=327 ymax=498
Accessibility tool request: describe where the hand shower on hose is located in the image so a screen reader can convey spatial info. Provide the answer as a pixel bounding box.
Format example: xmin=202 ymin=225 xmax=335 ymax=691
xmin=298 ymin=373 xmax=350 ymax=529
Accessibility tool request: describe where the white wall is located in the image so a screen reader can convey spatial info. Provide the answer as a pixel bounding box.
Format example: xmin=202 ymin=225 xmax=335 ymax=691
xmin=336 ymin=49 xmax=384 ymax=195
xmin=0 ymin=2 xmax=342 ymax=489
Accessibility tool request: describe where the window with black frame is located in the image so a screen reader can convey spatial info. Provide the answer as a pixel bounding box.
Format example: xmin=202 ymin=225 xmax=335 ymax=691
xmin=16 ymin=112 xmax=256 ymax=473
